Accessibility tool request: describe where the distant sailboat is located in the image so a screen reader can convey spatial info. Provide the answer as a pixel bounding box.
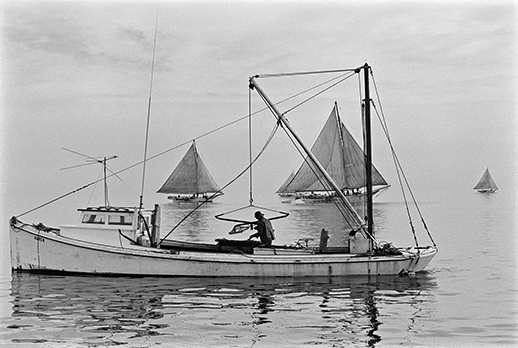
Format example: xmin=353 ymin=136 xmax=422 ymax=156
xmin=473 ymin=167 xmax=498 ymax=193
xmin=157 ymin=140 xmax=223 ymax=203
xmin=277 ymin=102 xmax=389 ymax=203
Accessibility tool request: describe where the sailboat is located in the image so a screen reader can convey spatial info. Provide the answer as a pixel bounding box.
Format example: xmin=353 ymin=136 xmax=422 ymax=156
xmin=473 ymin=167 xmax=498 ymax=193
xmin=157 ymin=140 xmax=223 ymax=203
xmin=277 ymin=102 xmax=389 ymax=204
xmin=9 ymin=63 xmax=437 ymax=277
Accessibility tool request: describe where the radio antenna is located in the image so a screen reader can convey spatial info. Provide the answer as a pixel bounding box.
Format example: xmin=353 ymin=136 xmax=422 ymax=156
xmin=60 ymin=147 xmax=117 ymax=207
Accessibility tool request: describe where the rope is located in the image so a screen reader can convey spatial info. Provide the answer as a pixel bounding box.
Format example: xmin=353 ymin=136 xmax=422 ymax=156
xmin=15 ymin=110 xmax=265 ymax=218
xmin=370 ymin=96 xmax=419 ymax=247
xmin=370 ymin=72 xmax=436 ymax=248
xmin=17 ymin=70 xmax=357 ymax=218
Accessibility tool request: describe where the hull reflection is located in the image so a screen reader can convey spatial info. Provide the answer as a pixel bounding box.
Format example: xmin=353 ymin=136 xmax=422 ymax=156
xmin=6 ymin=273 xmax=437 ymax=347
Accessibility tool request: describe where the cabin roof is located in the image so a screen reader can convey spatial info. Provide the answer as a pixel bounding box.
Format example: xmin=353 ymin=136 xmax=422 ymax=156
xmin=78 ymin=206 xmax=136 ymax=213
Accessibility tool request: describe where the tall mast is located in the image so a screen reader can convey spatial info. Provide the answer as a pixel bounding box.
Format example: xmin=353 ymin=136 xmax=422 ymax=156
xmin=139 ymin=15 xmax=159 ymax=210
xmin=363 ymin=63 xmax=374 ymax=237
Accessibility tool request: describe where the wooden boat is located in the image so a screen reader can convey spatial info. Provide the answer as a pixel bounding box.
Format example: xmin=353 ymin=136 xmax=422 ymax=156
xmin=157 ymin=140 xmax=223 ymax=203
xmin=276 ymin=102 xmax=389 ymax=204
xmin=9 ymin=63 xmax=438 ymax=277
xmin=473 ymin=167 xmax=498 ymax=193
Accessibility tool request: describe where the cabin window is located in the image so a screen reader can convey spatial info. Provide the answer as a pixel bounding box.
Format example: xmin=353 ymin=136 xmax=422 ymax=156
xmin=108 ymin=214 xmax=133 ymax=226
xmin=82 ymin=214 xmax=106 ymax=224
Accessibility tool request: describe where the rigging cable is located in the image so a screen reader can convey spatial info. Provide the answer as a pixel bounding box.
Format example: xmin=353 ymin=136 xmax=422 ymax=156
xmin=282 ymin=71 xmax=357 ymax=115
xmin=366 ymin=68 xmax=418 ymax=247
xmin=18 ymin=69 xmax=357 ymax=218
xmin=86 ymin=166 xmax=104 ymax=208
xmin=372 ymin=100 xmax=418 ymax=248
xmin=16 ymin=108 xmax=270 ymax=218
xmin=370 ymin=71 xmax=436 ymax=247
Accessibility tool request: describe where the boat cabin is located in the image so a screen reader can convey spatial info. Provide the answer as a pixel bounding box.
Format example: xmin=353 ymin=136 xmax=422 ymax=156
xmin=59 ymin=206 xmax=159 ymax=248
xmin=79 ymin=206 xmax=136 ymax=227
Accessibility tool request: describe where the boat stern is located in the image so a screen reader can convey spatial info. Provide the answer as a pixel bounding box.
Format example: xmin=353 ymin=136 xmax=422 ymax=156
xmin=404 ymin=246 xmax=438 ymax=273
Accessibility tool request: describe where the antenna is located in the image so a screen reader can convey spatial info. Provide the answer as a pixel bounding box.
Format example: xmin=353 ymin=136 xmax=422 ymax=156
xmin=61 ymin=147 xmax=117 ymax=207
xmin=139 ymin=14 xmax=159 ymax=211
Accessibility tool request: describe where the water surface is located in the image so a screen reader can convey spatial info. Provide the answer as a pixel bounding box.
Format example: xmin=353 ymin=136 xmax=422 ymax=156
xmin=1 ymin=191 xmax=516 ymax=347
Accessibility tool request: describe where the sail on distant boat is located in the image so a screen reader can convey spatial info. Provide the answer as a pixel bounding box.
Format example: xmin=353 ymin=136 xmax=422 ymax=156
xmin=473 ymin=167 xmax=498 ymax=193
xmin=277 ymin=171 xmax=295 ymax=197
xmin=157 ymin=140 xmax=223 ymax=203
xmin=277 ymin=102 xmax=389 ymax=203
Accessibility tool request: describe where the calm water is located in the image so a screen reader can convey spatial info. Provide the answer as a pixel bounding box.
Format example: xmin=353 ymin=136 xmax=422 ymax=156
xmin=1 ymin=191 xmax=517 ymax=347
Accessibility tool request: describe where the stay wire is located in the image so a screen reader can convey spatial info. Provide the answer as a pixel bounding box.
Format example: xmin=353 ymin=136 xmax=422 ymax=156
xmin=17 ymin=69 xmax=362 ymax=219
xmin=16 ymin=110 xmax=264 ymax=218
xmin=370 ymin=72 xmax=436 ymax=247
xmin=372 ymin=100 xmax=419 ymax=248
xmin=282 ymin=72 xmax=356 ymax=116
xmin=86 ymin=167 xmax=104 ymax=209
xmin=367 ymin=70 xmax=417 ymax=246
xmin=20 ymin=72 xmax=339 ymax=219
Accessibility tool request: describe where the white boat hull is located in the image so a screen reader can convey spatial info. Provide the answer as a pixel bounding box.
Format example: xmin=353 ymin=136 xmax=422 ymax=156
xmin=10 ymin=218 xmax=437 ymax=277
xmin=282 ymin=186 xmax=389 ymax=205
xmin=167 ymin=192 xmax=223 ymax=204
xmin=476 ymin=189 xmax=497 ymax=193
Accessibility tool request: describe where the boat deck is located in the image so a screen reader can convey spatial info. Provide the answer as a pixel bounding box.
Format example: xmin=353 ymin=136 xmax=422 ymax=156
xmin=159 ymin=238 xmax=350 ymax=255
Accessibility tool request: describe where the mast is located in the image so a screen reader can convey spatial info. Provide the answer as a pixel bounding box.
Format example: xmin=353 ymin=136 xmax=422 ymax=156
xmin=103 ymin=157 xmax=108 ymax=207
xmin=363 ymin=63 xmax=374 ymax=238
xmin=193 ymin=140 xmax=199 ymax=195
xmin=334 ymin=101 xmax=348 ymax=191
xmin=139 ymin=15 xmax=159 ymax=211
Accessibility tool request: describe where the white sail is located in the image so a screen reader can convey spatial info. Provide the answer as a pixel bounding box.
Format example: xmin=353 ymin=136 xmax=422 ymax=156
xmin=473 ymin=167 xmax=498 ymax=192
xmin=277 ymin=103 xmax=388 ymax=194
xmin=157 ymin=141 xmax=221 ymax=195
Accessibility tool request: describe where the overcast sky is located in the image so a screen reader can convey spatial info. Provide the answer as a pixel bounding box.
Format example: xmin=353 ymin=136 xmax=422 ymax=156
xmin=1 ymin=0 xmax=517 ymax=226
